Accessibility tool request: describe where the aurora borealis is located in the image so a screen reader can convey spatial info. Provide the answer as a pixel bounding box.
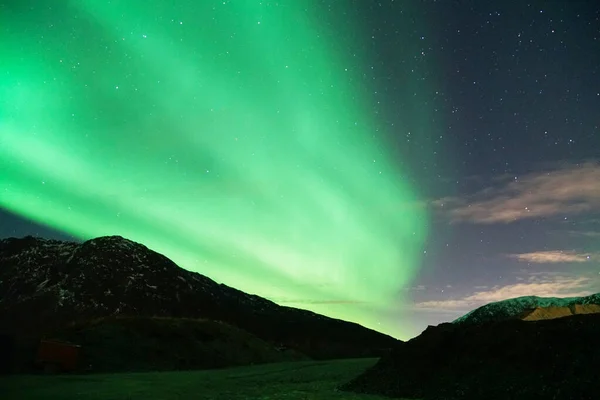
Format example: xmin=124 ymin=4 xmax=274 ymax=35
xmin=3 ymin=1 xmax=599 ymax=340
xmin=1 ymin=1 xmax=431 ymax=337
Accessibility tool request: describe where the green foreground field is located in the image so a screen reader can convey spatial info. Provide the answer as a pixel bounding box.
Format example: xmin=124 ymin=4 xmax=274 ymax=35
xmin=0 ymin=358 xmax=397 ymax=400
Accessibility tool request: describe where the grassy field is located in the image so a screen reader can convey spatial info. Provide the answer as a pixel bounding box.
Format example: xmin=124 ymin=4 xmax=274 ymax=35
xmin=0 ymin=358 xmax=396 ymax=400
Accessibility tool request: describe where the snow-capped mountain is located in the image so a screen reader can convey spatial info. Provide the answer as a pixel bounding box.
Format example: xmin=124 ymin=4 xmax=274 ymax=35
xmin=0 ymin=235 xmax=397 ymax=359
xmin=453 ymin=293 xmax=600 ymax=325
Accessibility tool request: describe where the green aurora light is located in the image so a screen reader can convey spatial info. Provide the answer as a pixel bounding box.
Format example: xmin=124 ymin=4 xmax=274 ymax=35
xmin=1 ymin=1 xmax=430 ymax=338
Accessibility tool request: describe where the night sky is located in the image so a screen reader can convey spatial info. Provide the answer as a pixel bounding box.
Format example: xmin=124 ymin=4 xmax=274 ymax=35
xmin=1 ymin=0 xmax=599 ymax=340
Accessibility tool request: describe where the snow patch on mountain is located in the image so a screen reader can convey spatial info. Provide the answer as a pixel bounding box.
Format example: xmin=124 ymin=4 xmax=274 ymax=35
xmin=454 ymin=293 xmax=600 ymax=325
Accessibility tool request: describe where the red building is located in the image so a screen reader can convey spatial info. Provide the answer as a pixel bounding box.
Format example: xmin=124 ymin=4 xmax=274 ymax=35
xmin=36 ymin=339 xmax=81 ymax=373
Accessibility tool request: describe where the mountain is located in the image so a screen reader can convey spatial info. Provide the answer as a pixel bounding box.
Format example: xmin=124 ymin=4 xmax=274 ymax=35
xmin=453 ymin=293 xmax=600 ymax=325
xmin=0 ymin=235 xmax=398 ymax=368
xmin=341 ymin=313 xmax=600 ymax=400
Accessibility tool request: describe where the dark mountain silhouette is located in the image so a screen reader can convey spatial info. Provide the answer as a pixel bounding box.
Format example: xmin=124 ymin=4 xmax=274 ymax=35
xmin=341 ymin=298 xmax=600 ymax=400
xmin=0 ymin=235 xmax=398 ymax=372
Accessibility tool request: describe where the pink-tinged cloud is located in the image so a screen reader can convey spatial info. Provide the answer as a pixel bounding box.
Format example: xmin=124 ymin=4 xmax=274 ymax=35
xmin=432 ymin=162 xmax=600 ymax=224
xmin=508 ymin=250 xmax=595 ymax=263
xmin=415 ymin=274 xmax=596 ymax=312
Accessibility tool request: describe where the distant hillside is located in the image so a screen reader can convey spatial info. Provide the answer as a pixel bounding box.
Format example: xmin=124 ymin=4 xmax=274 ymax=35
xmin=453 ymin=293 xmax=600 ymax=325
xmin=9 ymin=316 xmax=308 ymax=373
xmin=0 ymin=235 xmax=397 ymax=368
xmin=341 ymin=313 xmax=600 ymax=400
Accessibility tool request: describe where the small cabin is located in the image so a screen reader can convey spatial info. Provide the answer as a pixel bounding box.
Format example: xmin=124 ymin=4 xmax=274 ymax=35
xmin=36 ymin=339 xmax=81 ymax=373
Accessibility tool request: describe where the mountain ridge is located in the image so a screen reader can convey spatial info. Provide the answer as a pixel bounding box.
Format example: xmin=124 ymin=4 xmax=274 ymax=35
xmin=453 ymin=293 xmax=600 ymax=325
xmin=0 ymin=235 xmax=398 ymax=363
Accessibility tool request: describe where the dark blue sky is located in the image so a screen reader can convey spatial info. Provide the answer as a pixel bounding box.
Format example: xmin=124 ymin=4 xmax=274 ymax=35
xmin=367 ymin=0 xmax=600 ymax=325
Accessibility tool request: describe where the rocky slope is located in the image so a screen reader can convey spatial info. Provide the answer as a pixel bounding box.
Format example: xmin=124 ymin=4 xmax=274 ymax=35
xmin=0 ymin=235 xmax=398 ymax=365
xmin=453 ymin=293 xmax=600 ymax=325
xmin=341 ymin=313 xmax=600 ymax=400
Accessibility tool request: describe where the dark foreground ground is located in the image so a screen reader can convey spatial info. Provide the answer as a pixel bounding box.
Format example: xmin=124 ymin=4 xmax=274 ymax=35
xmin=342 ymin=313 xmax=600 ymax=400
xmin=0 ymin=358 xmax=395 ymax=400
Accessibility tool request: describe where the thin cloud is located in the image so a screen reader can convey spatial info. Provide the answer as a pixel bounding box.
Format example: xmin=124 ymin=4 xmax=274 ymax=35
xmin=398 ymin=285 xmax=428 ymax=292
xmin=415 ymin=275 xmax=595 ymax=312
xmin=563 ymin=230 xmax=600 ymax=238
xmin=275 ymin=298 xmax=366 ymax=305
xmin=432 ymin=162 xmax=600 ymax=224
xmin=507 ymin=250 xmax=595 ymax=263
